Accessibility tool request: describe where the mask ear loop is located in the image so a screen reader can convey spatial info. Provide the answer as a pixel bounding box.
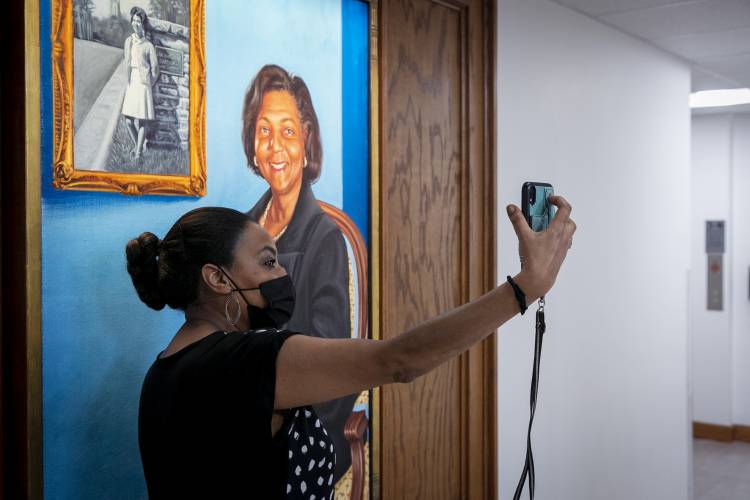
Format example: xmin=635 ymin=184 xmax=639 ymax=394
xmin=215 ymin=265 xmax=259 ymax=294
xmin=224 ymin=292 xmax=242 ymax=330
xmin=215 ymin=265 xmax=260 ymax=328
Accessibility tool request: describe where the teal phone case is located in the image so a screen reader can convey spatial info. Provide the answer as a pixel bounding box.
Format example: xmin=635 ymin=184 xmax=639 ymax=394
xmin=522 ymin=182 xmax=556 ymax=232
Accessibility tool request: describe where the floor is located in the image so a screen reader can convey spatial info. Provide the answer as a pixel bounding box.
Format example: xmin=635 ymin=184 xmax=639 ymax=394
xmin=694 ymin=438 xmax=750 ymax=500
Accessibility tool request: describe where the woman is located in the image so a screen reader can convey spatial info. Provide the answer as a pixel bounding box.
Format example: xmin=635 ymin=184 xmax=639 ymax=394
xmin=242 ymin=64 xmax=356 ymax=483
xmin=129 ymin=198 xmax=576 ymax=498
xmin=121 ymin=7 xmax=159 ymax=160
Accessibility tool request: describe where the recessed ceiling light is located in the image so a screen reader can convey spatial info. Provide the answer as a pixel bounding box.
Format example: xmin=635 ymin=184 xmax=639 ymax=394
xmin=690 ymin=88 xmax=750 ymax=108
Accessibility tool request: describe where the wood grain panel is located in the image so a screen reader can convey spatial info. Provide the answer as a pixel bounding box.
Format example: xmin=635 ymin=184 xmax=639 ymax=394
xmin=381 ymin=1 xmax=463 ymax=497
xmin=378 ymin=0 xmax=495 ymax=498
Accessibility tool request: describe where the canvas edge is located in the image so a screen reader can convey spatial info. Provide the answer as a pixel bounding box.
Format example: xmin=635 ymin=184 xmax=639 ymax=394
xmin=24 ymin=0 xmax=43 ymax=497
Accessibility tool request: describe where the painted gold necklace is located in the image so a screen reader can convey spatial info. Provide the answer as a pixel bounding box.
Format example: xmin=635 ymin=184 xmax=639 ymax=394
xmin=259 ymin=198 xmax=288 ymax=241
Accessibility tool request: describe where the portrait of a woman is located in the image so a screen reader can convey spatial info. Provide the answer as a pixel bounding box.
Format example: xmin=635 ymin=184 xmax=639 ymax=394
xmin=121 ymin=7 xmax=159 ymax=160
xmin=242 ymin=64 xmax=356 ymax=484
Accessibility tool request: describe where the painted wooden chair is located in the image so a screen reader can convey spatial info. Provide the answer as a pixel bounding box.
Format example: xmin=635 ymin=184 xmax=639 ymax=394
xmin=318 ymin=201 xmax=369 ymax=500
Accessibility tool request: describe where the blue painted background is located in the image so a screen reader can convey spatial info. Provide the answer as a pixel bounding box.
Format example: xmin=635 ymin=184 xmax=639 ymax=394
xmin=342 ymin=0 xmax=370 ymax=246
xmin=40 ymin=1 xmax=368 ymax=498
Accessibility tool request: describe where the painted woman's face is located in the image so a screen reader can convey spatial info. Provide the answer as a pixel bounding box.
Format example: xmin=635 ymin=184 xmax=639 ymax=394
xmin=254 ymin=91 xmax=306 ymax=197
xmin=131 ymin=15 xmax=144 ymax=36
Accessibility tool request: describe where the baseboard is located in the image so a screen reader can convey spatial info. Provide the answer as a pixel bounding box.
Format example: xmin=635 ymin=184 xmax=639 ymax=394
xmin=693 ymin=422 xmax=732 ymax=442
xmin=693 ymin=422 xmax=750 ymax=443
xmin=733 ymin=424 xmax=750 ymax=443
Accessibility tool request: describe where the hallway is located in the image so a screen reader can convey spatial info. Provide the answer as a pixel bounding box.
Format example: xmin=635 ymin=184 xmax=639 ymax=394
xmin=694 ymin=439 xmax=750 ymax=500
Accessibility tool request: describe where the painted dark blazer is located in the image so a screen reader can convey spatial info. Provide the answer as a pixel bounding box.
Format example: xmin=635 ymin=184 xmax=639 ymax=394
xmin=248 ymin=181 xmax=356 ymax=483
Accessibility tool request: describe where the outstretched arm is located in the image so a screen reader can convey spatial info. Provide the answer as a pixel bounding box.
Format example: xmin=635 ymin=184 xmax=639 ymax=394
xmin=274 ymin=196 xmax=576 ymax=410
xmin=274 ymin=274 xmax=532 ymax=409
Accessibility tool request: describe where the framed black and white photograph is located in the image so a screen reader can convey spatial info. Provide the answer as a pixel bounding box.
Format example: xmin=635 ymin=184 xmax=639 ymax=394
xmin=53 ymin=0 xmax=206 ymax=195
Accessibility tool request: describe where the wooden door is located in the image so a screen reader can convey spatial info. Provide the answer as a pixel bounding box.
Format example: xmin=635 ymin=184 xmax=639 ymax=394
xmin=376 ymin=0 xmax=496 ymax=498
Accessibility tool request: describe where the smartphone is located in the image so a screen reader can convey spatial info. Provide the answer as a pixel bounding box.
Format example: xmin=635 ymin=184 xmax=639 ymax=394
xmin=522 ymin=182 xmax=556 ymax=232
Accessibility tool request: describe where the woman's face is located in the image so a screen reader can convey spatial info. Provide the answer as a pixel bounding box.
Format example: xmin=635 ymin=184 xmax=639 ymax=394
xmin=254 ymin=91 xmax=306 ymax=197
xmin=131 ymin=14 xmax=145 ymax=36
xmin=224 ymin=222 xmax=287 ymax=311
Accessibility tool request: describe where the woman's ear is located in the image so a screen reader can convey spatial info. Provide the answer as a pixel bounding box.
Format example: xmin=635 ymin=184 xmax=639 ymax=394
xmin=201 ymin=263 xmax=232 ymax=296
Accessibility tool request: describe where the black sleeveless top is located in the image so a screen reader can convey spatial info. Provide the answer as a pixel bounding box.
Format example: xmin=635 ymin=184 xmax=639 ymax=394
xmin=138 ymin=329 xmax=336 ymax=499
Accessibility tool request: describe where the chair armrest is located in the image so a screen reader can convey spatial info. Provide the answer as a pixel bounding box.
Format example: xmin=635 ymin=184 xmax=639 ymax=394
xmin=344 ymin=410 xmax=368 ymax=500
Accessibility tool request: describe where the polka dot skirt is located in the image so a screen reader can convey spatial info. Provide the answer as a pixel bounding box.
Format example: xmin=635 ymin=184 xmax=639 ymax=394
xmin=284 ymin=406 xmax=336 ymax=499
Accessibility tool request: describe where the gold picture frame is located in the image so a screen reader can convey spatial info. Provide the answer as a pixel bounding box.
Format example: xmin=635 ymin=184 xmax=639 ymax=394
xmin=51 ymin=0 xmax=206 ymax=196
xmin=367 ymin=2 xmax=382 ymax=498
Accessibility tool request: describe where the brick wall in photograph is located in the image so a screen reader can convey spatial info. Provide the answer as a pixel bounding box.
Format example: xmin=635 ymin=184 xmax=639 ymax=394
xmin=149 ymin=18 xmax=189 ymax=151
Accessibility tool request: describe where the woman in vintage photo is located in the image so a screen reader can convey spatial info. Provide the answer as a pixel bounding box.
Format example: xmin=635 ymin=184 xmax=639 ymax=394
xmin=128 ymin=197 xmax=575 ymax=498
xmin=242 ymin=64 xmax=357 ymax=484
xmin=121 ymin=7 xmax=159 ymax=160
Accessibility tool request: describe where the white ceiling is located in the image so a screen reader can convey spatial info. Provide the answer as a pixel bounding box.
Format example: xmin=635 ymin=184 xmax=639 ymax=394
xmin=549 ymin=0 xmax=750 ymax=92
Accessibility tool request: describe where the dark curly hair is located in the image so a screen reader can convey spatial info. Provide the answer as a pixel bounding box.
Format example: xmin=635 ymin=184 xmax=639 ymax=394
xmin=241 ymin=64 xmax=323 ymax=183
xmin=129 ymin=6 xmax=151 ymax=36
xmin=125 ymin=207 xmax=251 ymax=311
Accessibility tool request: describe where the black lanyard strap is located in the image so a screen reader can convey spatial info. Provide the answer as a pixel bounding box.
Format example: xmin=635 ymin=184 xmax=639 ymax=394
xmin=513 ymin=297 xmax=546 ymax=500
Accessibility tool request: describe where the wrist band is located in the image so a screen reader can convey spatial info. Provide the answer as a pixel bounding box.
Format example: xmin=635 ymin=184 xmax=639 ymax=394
xmin=506 ymin=275 xmax=528 ymax=315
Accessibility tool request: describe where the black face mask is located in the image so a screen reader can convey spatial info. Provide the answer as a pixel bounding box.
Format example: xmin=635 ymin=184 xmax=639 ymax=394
xmin=218 ymin=269 xmax=296 ymax=330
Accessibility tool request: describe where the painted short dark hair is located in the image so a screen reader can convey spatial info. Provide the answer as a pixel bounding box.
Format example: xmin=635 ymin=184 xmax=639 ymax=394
xmin=241 ymin=64 xmax=323 ymax=183
xmin=129 ymin=7 xmax=150 ymax=35
xmin=126 ymin=207 xmax=252 ymax=311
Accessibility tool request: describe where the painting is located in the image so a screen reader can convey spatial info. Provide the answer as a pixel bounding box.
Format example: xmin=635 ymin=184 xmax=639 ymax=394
xmin=224 ymin=2 xmax=377 ymax=496
xmin=52 ymin=0 xmax=206 ymax=195
xmin=36 ymin=1 xmax=379 ymax=498
xmin=242 ymin=64 xmax=370 ymax=497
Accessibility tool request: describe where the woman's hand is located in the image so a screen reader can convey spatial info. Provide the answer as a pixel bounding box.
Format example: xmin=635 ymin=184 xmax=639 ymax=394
xmin=506 ymin=195 xmax=576 ymax=299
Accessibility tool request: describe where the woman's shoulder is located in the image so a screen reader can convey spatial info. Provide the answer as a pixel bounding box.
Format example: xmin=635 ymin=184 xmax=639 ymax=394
xmin=313 ymin=210 xmax=341 ymax=236
xmin=280 ymin=188 xmax=342 ymax=247
xmin=217 ymin=328 xmax=301 ymax=355
xmin=158 ymin=329 xmax=297 ymax=360
xmin=305 ymin=210 xmax=346 ymax=251
xmin=139 ymin=38 xmax=157 ymax=54
xmin=214 ymin=328 xmax=298 ymax=349
xmin=165 ymin=329 xmax=299 ymax=376
xmin=295 ymin=187 xmax=343 ymax=239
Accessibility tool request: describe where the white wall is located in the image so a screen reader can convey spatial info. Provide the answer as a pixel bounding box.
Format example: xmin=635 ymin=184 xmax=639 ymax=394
xmin=496 ymin=1 xmax=692 ymax=499
xmin=732 ymin=115 xmax=750 ymax=426
xmin=691 ymin=115 xmax=733 ymax=426
xmin=691 ymin=113 xmax=750 ymax=427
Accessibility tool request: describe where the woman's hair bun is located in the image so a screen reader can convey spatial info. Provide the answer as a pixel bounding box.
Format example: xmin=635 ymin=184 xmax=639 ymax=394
xmin=125 ymin=232 xmax=166 ymax=310
xmin=126 ymin=207 xmax=251 ymax=311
